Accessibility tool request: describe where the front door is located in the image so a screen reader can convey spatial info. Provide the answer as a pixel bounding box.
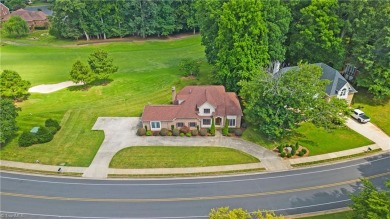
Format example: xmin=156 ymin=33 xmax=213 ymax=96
xmin=215 ymin=117 xmax=222 ymax=126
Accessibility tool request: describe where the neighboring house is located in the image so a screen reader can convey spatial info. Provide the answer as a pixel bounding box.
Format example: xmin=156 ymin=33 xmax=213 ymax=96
xmin=3 ymin=8 xmax=48 ymax=29
xmin=142 ymin=86 xmax=243 ymax=131
xmin=0 ymin=3 xmax=10 ymax=21
xmin=278 ymin=63 xmax=357 ymax=105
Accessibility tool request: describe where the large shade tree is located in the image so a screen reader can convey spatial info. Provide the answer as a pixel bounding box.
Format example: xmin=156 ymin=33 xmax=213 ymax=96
xmin=240 ymin=63 xmax=348 ymax=139
xmin=214 ymin=0 xmax=269 ymax=92
xmin=2 ymin=16 xmax=29 ymax=38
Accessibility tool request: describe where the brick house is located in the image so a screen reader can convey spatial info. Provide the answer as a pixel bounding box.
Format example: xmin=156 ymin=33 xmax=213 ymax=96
xmin=142 ymin=86 xmax=243 ymax=131
xmin=3 ymin=8 xmax=48 ymax=29
xmin=0 ymin=3 xmax=10 ymax=21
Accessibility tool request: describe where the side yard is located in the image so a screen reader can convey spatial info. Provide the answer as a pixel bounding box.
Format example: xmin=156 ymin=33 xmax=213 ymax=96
xmin=242 ymin=122 xmax=373 ymax=156
xmin=352 ymin=89 xmax=390 ymax=135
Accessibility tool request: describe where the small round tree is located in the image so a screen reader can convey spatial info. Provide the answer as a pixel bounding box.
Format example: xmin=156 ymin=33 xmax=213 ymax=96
xmin=3 ymin=16 xmax=29 ymax=38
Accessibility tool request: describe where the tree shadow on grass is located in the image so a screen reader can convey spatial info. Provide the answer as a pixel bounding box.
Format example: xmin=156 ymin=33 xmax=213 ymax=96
xmin=67 ymin=79 xmax=113 ymax=92
xmin=352 ymin=87 xmax=389 ymax=107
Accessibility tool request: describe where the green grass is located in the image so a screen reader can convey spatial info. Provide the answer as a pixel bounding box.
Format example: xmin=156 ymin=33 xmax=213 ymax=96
xmin=298 ymin=210 xmax=353 ymax=219
xmin=352 ymin=89 xmax=390 ymax=135
xmin=0 ymin=33 xmax=210 ymax=166
xmin=109 ymin=146 xmax=260 ymax=168
xmin=242 ymin=123 xmax=373 ymax=156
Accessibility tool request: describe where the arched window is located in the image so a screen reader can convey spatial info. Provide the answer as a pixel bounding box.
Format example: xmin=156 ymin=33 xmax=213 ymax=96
xmin=340 ymin=88 xmax=347 ymax=96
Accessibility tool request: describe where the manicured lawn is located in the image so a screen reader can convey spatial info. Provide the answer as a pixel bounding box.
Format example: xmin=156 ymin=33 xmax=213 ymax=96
xmin=110 ymin=146 xmax=260 ymax=168
xmin=242 ymin=123 xmax=373 ymax=156
xmin=352 ymin=89 xmax=390 ymax=135
xmin=299 ymin=210 xmax=353 ymax=219
xmin=0 ymin=33 xmax=209 ymax=166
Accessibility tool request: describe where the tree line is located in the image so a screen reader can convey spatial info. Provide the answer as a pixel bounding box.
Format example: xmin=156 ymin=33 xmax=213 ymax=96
xmin=49 ymin=0 xmax=197 ymax=40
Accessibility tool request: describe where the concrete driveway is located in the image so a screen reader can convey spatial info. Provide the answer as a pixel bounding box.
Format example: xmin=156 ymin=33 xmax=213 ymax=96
xmin=83 ymin=117 xmax=290 ymax=178
xmin=346 ymin=118 xmax=390 ymax=151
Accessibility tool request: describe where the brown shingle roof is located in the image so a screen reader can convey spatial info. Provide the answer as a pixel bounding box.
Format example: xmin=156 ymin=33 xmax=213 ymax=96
xmin=3 ymin=9 xmax=47 ymax=22
xmin=0 ymin=3 xmax=10 ymax=20
xmin=142 ymin=86 xmax=243 ymax=122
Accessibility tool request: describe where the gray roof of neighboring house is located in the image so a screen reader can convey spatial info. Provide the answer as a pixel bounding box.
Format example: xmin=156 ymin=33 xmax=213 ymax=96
xmin=278 ymin=63 xmax=357 ymax=96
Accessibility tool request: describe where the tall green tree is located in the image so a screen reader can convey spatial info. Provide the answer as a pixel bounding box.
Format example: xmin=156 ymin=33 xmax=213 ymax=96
xmin=2 ymin=16 xmax=29 ymax=38
xmin=350 ymin=179 xmax=390 ymax=219
xmin=69 ymin=60 xmax=94 ymax=85
xmin=4 ymin=0 xmax=26 ymax=10
xmin=195 ymin=0 xmax=227 ymax=65
xmin=287 ymin=0 xmax=344 ymax=68
xmin=240 ymin=63 xmax=346 ymax=139
xmin=49 ymin=0 xmax=85 ymax=39
xmin=87 ymin=49 xmax=118 ymax=81
xmin=215 ymin=0 xmax=269 ymax=92
xmin=349 ymin=0 xmax=390 ymax=99
xmin=0 ymin=99 xmax=19 ymax=145
xmin=261 ymin=0 xmax=292 ymax=66
xmin=0 ymin=70 xmax=31 ymax=101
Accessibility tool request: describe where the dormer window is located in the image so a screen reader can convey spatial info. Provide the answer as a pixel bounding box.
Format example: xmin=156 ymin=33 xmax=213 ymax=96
xmin=204 ymin=109 xmax=210 ymax=114
xmin=340 ymin=88 xmax=347 ymax=96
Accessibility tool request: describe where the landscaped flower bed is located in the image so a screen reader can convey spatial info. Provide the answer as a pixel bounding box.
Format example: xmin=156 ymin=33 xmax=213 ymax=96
xmin=136 ymin=126 xmax=244 ymax=137
xmin=274 ymin=142 xmax=310 ymax=158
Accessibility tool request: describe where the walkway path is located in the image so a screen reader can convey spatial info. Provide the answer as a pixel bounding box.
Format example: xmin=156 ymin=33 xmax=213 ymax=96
xmin=82 ymin=117 xmax=290 ymax=178
xmin=28 ymin=81 xmax=82 ymax=94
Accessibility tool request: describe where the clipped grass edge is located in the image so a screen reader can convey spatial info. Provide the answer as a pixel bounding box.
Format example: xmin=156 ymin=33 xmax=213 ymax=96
xmin=289 ymin=207 xmax=352 ymax=219
xmin=108 ymin=168 xmax=266 ymax=178
xmin=0 ymin=166 xmax=83 ymax=177
xmin=291 ymin=149 xmax=382 ymax=167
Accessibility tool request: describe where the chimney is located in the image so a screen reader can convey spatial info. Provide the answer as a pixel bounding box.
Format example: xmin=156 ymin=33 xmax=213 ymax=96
xmin=171 ymin=86 xmax=176 ymax=104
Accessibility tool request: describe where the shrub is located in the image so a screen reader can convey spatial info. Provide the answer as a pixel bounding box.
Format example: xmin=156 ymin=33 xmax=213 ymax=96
xmin=199 ymin=129 xmax=207 ymax=136
xmin=18 ymin=131 xmax=36 ymax=147
xmin=234 ymin=129 xmax=243 ymax=136
xmin=241 ymin=122 xmax=248 ymax=128
xmin=180 ymin=133 xmax=185 ymax=137
xmin=291 ymin=148 xmax=296 ymax=156
xmin=301 ymin=149 xmax=307 ymax=154
xmin=171 ymin=125 xmax=174 ymax=131
xmin=191 ymin=129 xmax=198 ymax=136
xmin=180 ymin=126 xmax=190 ymax=134
xmin=144 ymin=125 xmax=148 ymax=131
xmin=146 ymin=130 xmax=152 ymax=136
xmin=228 ymin=128 xmax=235 ymax=133
xmin=160 ymin=128 xmax=169 ymax=136
xmin=280 ymin=152 xmax=286 ymax=158
xmin=278 ymin=145 xmax=284 ymax=153
xmin=210 ymin=118 xmax=215 ymax=136
xmin=196 ymin=125 xmax=200 ymax=131
xmin=298 ymin=151 xmax=305 ymax=157
xmin=47 ymin=126 xmax=58 ymax=135
xmin=167 ymin=131 xmax=173 ymax=136
xmin=137 ymin=128 xmax=146 ymax=136
xmin=172 ymin=128 xmax=180 ymax=136
xmin=227 ymin=133 xmax=232 ymax=137
xmin=153 ymin=131 xmax=159 ymax=136
xmin=45 ymin=118 xmax=61 ymax=131
xmin=36 ymin=127 xmax=54 ymax=143
xmin=222 ymin=120 xmax=229 ymax=136
xmin=186 ymin=132 xmax=191 ymax=137
xmin=295 ymin=142 xmax=299 ymax=149
xmin=287 ymin=153 xmax=292 ymax=158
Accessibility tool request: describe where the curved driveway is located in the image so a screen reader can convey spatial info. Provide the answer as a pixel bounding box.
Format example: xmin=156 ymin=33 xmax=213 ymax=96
xmin=1 ymin=153 xmax=389 ymax=218
xmin=83 ymin=117 xmax=290 ymax=178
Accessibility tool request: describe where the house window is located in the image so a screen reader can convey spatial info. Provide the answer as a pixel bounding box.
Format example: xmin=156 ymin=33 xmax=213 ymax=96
xmin=188 ymin=122 xmax=197 ymax=127
xmin=203 ymin=119 xmax=211 ymax=125
xmin=176 ymin=122 xmax=184 ymax=128
xmin=228 ymin=119 xmax=236 ymax=127
xmin=340 ymin=88 xmax=347 ymax=96
xmin=150 ymin=121 xmax=161 ymax=130
xmin=203 ymin=109 xmax=210 ymax=114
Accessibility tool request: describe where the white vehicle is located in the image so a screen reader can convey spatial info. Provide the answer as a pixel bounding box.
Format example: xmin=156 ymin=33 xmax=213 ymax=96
xmin=352 ymin=109 xmax=370 ymax=123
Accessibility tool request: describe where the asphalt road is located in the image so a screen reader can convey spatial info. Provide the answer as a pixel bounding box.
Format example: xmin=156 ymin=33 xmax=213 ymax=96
xmin=1 ymin=153 xmax=389 ymax=219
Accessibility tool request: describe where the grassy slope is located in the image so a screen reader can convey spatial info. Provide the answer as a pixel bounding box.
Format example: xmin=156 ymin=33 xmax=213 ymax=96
xmin=352 ymin=89 xmax=390 ymax=135
xmin=110 ymin=146 xmax=259 ymax=168
xmin=0 ymin=35 xmax=208 ymax=166
xmin=242 ymin=123 xmax=373 ymax=156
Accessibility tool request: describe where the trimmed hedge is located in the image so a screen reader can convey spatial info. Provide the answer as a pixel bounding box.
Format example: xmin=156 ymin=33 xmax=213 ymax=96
xmin=199 ymin=129 xmax=207 ymax=136
xmin=45 ymin=118 xmax=61 ymax=131
xmin=18 ymin=131 xmax=37 ymax=147
xmin=234 ymin=129 xmax=243 ymax=136
xmin=160 ymin=128 xmax=169 ymax=136
xmin=180 ymin=126 xmax=190 ymax=134
xmin=146 ymin=130 xmax=152 ymax=136
xmin=137 ymin=128 xmax=146 ymax=136
xmin=172 ymin=128 xmax=180 ymax=136
xmin=191 ymin=129 xmax=198 ymax=136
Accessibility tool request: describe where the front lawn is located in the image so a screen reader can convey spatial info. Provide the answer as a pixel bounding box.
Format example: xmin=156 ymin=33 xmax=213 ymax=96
xmin=0 ymin=34 xmax=209 ymax=166
xmin=352 ymin=89 xmax=390 ymax=135
xmin=242 ymin=123 xmax=373 ymax=156
xmin=299 ymin=210 xmax=353 ymax=219
xmin=110 ymin=146 xmax=260 ymax=168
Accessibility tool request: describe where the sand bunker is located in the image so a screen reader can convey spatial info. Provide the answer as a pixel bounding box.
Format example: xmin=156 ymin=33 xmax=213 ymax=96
xmin=28 ymin=81 xmax=83 ymax=94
